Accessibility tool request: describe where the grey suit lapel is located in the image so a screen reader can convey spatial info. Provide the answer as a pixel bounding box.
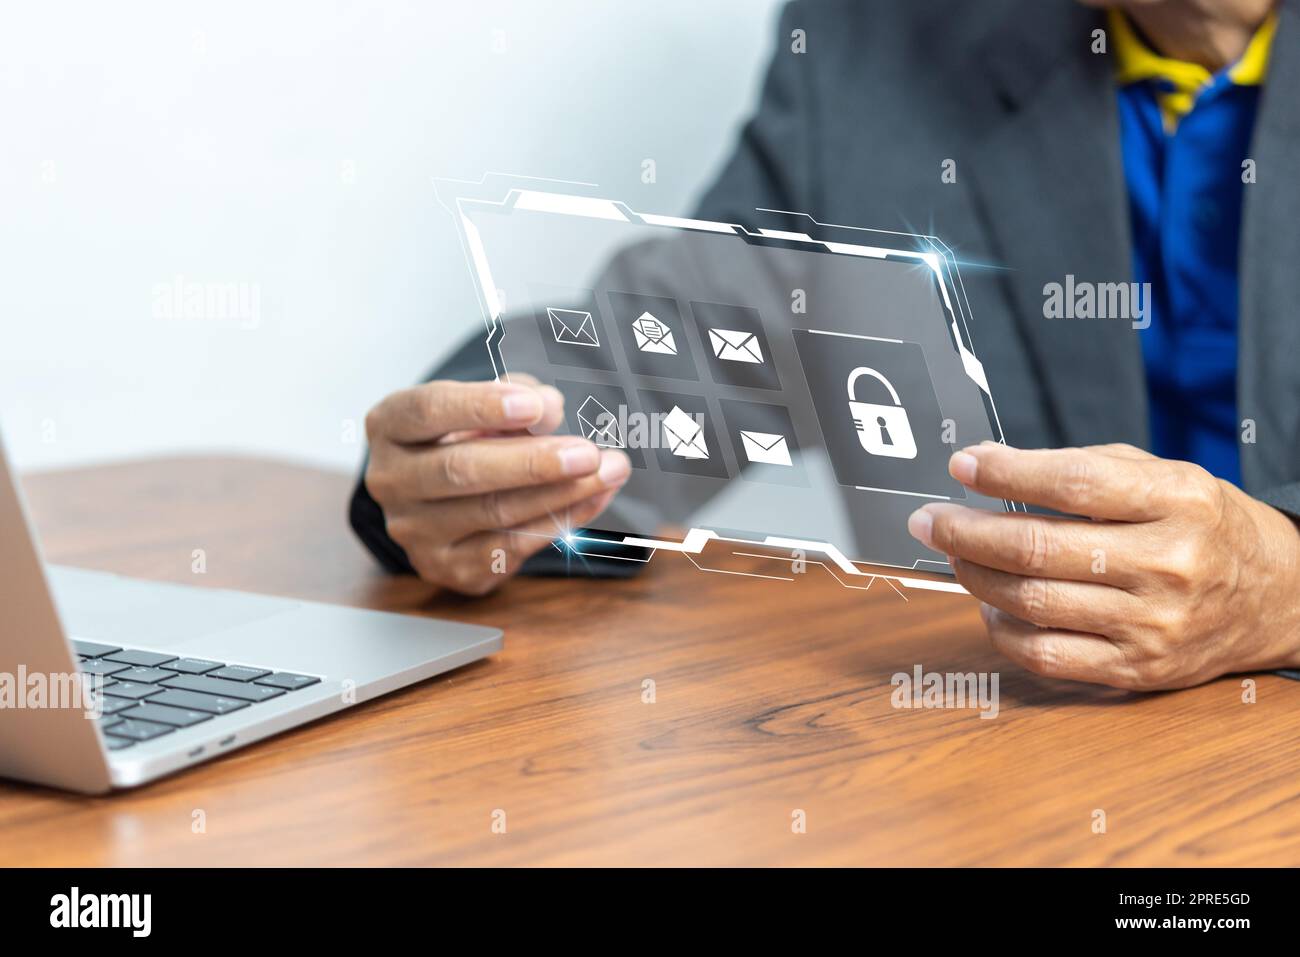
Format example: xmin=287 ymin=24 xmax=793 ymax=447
xmin=961 ymin=2 xmax=1148 ymax=449
xmin=1239 ymin=0 xmax=1300 ymax=492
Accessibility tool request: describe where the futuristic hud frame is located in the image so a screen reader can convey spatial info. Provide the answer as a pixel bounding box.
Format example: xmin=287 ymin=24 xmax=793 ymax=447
xmin=439 ymin=175 xmax=1018 ymax=595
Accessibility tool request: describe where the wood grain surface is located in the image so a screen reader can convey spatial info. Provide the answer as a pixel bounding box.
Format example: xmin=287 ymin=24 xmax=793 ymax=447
xmin=2 ymin=456 xmax=1297 ymax=866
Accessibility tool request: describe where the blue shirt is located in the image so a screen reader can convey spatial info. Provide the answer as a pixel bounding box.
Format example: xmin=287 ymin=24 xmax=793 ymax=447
xmin=1111 ymin=11 xmax=1276 ymax=486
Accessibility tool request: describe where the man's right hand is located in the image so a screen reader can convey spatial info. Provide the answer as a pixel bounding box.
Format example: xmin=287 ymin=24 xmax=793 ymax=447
xmin=363 ymin=376 xmax=631 ymax=595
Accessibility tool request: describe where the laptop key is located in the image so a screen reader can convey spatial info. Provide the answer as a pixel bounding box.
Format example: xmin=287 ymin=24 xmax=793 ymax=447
xmin=79 ymin=658 xmax=130 ymax=677
xmin=161 ymin=657 xmax=224 ymax=675
xmin=209 ymin=665 xmax=272 ymax=682
xmin=162 ymin=674 xmax=285 ymax=702
xmin=106 ymin=717 xmax=175 ymax=741
xmin=256 ymin=672 xmax=321 ymax=691
xmin=121 ymin=702 xmax=213 ymax=728
xmin=102 ymin=680 xmax=166 ymax=701
xmin=99 ymin=715 xmax=124 ymax=730
xmin=112 ymin=666 xmax=177 ymax=684
xmin=105 ymin=650 xmax=177 ymax=668
xmin=105 ymin=736 xmax=137 ymax=751
xmin=149 ymin=688 xmax=249 ymax=715
xmin=72 ymin=640 xmax=122 ymax=658
xmin=92 ymin=695 xmax=136 ymax=716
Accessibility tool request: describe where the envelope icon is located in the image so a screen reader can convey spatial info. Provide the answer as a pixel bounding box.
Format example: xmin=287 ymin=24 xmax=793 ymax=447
xmin=548 ymin=307 xmax=600 ymax=347
xmin=662 ymin=406 xmax=709 ymax=459
xmin=632 ymin=312 xmax=677 ymax=355
xmin=709 ymin=328 xmax=764 ymax=364
xmin=740 ymin=430 xmax=792 ymax=467
xmin=577 ymin=395 xmax=624 ymax=449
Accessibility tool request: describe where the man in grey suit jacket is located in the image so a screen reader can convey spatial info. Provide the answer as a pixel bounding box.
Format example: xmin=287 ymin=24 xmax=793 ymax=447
xmin=352 ymin=0 xmax=1300 ymax=691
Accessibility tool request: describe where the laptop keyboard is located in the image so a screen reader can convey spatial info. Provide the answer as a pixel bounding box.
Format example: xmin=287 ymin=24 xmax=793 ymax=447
xmin=73 ymin=639 xmax=321 ymax=752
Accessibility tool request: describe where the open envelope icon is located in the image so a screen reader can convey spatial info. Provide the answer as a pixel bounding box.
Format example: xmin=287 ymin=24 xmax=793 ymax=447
xmin=662 ymin=406 xmax=709 ymax=459
xmin=632 ymin=312 xmax=678 ymax=355
xmin=548 ymin=307 xmax=600 ymax=347
xmin=709 ymin=328 xmax=764 ymax=364
xmin=576 ymin=395 xmax=624 ymax=449
xmin=740 ymin=430 xmax=792 ymax=467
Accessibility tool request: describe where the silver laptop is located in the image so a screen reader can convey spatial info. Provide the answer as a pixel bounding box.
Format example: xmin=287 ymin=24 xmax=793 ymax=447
xmin=0 ymin=433 xmax=502 ymax=794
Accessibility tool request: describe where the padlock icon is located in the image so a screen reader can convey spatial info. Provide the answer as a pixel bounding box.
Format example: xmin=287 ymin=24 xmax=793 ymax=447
xmin=847 ymin=367 xmax=918 ymax=459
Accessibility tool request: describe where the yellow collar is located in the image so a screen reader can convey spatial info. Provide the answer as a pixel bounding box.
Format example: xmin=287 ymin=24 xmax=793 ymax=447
xmin=1109 ymin=8 xmax=1277 ymax=131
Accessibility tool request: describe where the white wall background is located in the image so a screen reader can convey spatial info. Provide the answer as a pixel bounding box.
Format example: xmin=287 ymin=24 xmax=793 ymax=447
xmin=0 ymin=0 xmax=783 ymax=473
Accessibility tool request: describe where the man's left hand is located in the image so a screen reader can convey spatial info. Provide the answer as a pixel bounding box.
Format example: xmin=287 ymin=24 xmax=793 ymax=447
xmin=907 ymin=442 xmax=1300 ymax=689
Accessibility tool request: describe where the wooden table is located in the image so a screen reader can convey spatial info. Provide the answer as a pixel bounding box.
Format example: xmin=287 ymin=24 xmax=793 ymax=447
xmin=3 ymin=456 xmax=1298 ymax=866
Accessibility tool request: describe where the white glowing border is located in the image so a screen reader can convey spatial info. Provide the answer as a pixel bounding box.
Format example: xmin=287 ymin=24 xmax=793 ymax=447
xmin=448 ymin=182 xmax=1012 ymax=595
